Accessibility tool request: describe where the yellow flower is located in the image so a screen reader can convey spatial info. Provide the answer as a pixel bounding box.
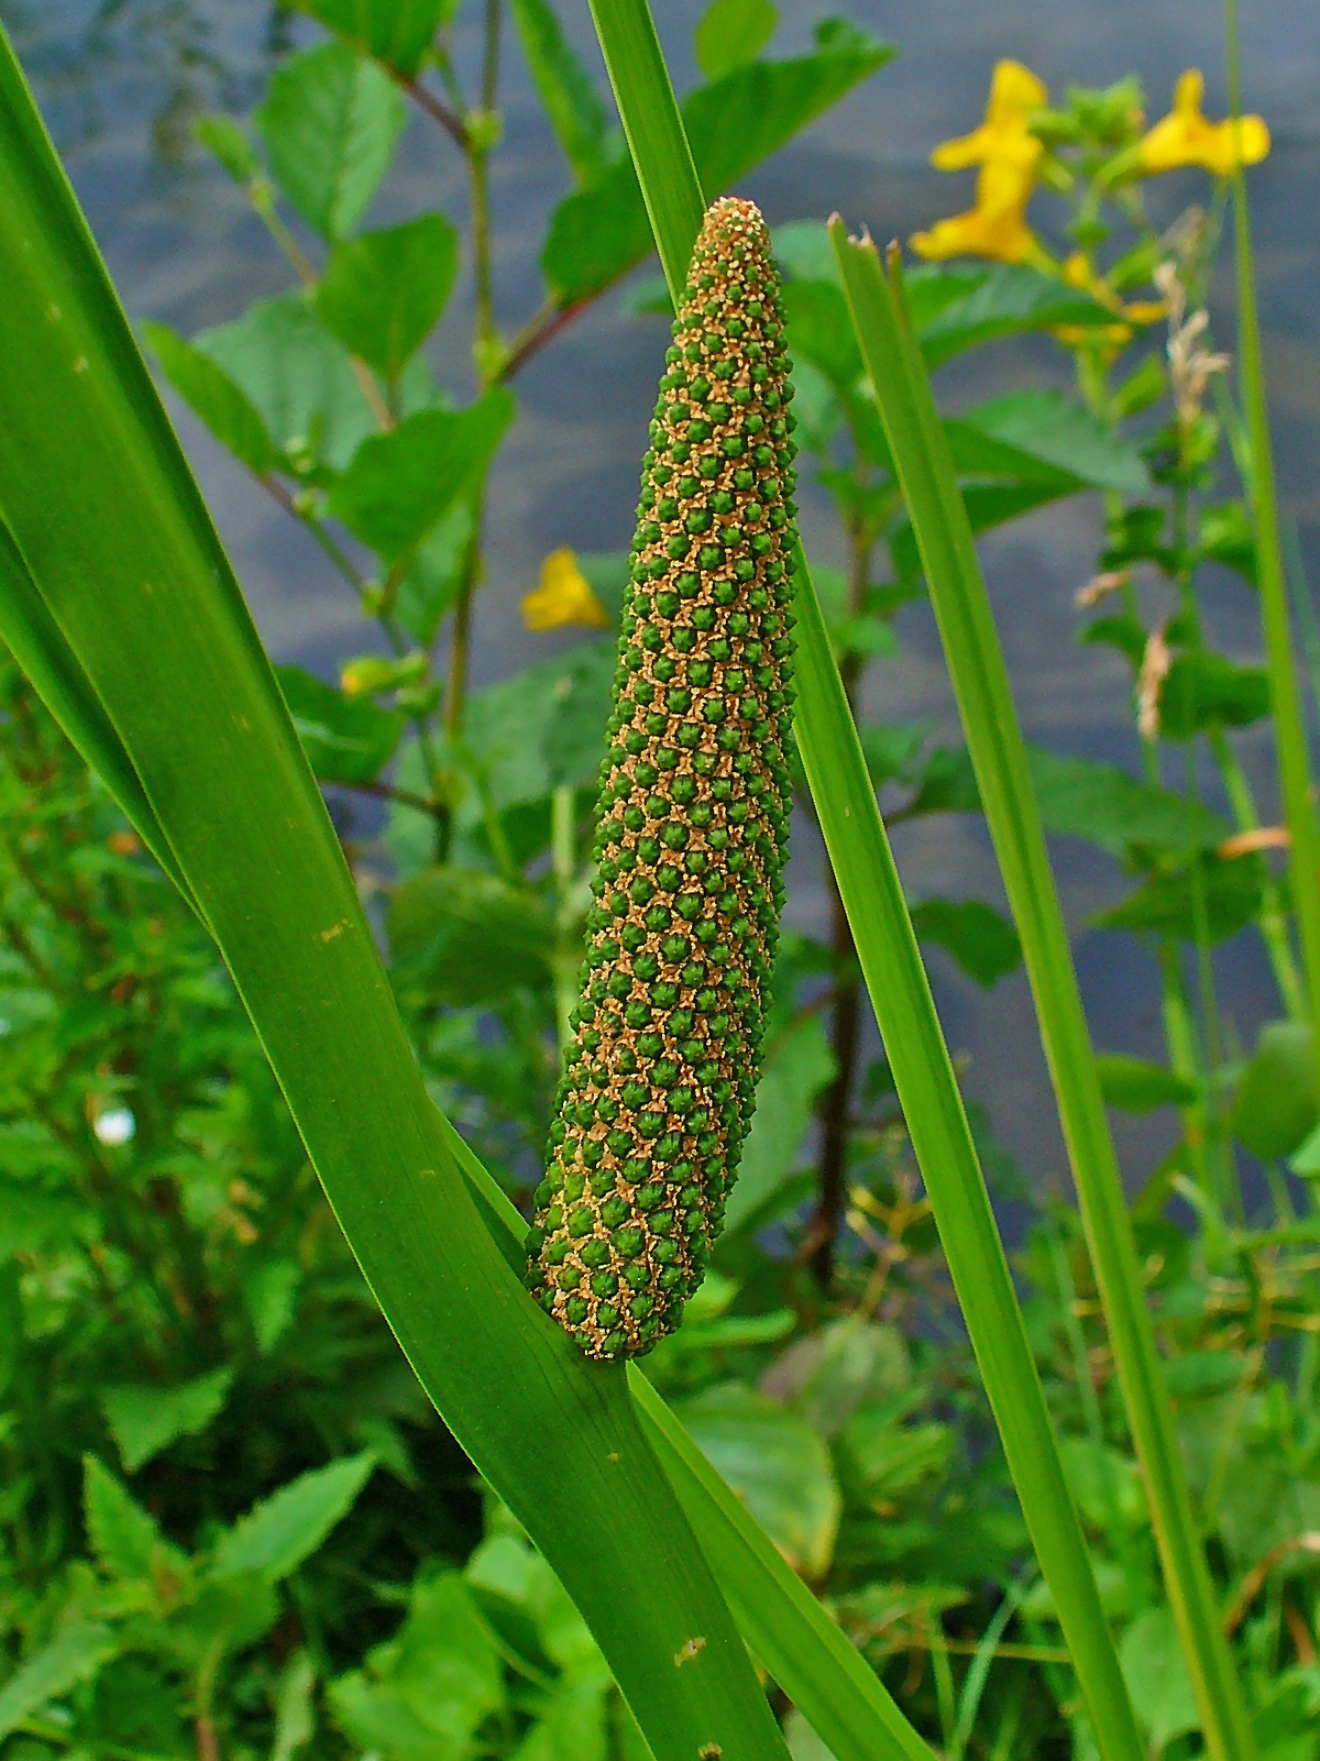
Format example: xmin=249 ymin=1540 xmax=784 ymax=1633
xmin=911 ymin=200 xmax=1038 ymax=266
xmin=912 ymin=60 xmax=1047 ymax=265
xmin=930 ymin=60 xmax=1047 ymax=182
xmin=521 ymin=548 xmax=612 ymax=632
xmin=1139 ymin=70 xmax=1269 ymax=176
xmin=1055 ymin=252 xmax=1165 ymax=348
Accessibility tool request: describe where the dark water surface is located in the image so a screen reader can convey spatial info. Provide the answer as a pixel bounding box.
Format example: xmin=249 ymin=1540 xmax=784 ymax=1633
xmin=5 ymin=0 xmax=1319 ymax=1196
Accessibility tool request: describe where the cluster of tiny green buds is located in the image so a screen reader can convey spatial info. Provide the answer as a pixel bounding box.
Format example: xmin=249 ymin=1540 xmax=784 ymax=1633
xmin=525 ymin=197 xmax=799 ymax=1360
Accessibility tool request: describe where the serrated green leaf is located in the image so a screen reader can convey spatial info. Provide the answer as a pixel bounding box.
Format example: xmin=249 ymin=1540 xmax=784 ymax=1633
xmin=1232 ymin=1021 xmax=1318 ymax=1161
xmin=276 ymin=663 xmax=403 ymax=784
xmin=212 ymin=1452 xmax=375 ymax=1583
xmin=1157 ymin=650 xmax=1271 ymax=740
xmin=256 ymin=41 xmax=407 ymax=239
xmin=316 ymin=213 xmax=459 ymax=381
xmin=511 ymin=0 xmax=612 ymax=187
xmin=1096 ymin=1056 xmax=1197 ymax=1114
xmin=327 ymin=392 xmax=514 ymax=561
xmin=102 ymin=1366 xmax=235 ymax=1473
xmin=142 ymin=319 xmax=276 ymax=475
xmin=84 ymin=1455 xmax=186 ymax=1581
xmin=694 ymin=0 xmax=776 ymax=81
xmin=329 ymin=1571 xmax=504 ymax=1761
xmin=388 ymin=867 xmax=554 ymax=1005
xmin=0 ymin=1620 xmax=120 ymax=1741
xmin=542 ymin=23 xmax=891 ymax=301
xmin=909 ymin=898 xmax=1021 ymax=989
xmin=290 ymin=0 xmax=458 ymax=79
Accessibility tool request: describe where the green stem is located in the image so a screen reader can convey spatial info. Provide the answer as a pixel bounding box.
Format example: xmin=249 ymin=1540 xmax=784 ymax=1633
xmin=1225 ymin=0 xmax=1320 ymax=1099
xmin=834 ymin=225 xmax=1256 ymax=1761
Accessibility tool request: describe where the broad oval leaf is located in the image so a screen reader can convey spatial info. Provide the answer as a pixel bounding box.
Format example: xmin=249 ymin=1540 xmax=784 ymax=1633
xmin=1231 ymin=1020 xmax=1318 ymax=1161
xmin=389 ymin=867 xmax=554 ymax=1006
xmin=276 ymin=663 xmax=403 ymax=785
xmin=327 ymin=392 xmax=514 ymax=562
xmin=316 ymin=213 xmax=459 ymax=382
xmin=291 ymin=0 xmax=459 ymax=79
xmin=542 ymin=23 xmax=891 ymax=301
xmin=675 ymin=1382 xmax=841 ymax=1578
xmin=256 ymin=41 xmax=407 ymax=239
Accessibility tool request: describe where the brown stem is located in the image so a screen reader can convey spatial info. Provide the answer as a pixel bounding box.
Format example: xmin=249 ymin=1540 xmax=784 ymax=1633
xmin=195 ymin=1715 xmax=220 ymax=1761
xmin=807 ymin=879 xmax=862 ymax=1287
xmin=501 ymin=297 xmax=591 ymax=381
xmin=338 ymin=776 xmax=443 ymax=819
xmin=398 ymin=75 xmax=469 ymax=148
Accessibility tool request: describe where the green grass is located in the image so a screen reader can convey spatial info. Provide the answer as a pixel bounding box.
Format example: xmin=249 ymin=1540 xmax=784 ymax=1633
xmin=830 ymin=223 xmax=1257 ymax=1761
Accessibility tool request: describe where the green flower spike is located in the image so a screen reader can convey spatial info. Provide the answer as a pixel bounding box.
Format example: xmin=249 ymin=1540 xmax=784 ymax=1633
xmin=525 ymin=196 xmax=799 ymax=1360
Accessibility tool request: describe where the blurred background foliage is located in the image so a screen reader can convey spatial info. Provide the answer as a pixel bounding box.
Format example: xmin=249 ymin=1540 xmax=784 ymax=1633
xmin=0 ymin=2 xmax=1318 ymax=1758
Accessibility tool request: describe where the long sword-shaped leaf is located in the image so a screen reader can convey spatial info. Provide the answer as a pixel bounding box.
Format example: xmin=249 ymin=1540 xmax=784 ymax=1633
xmin=0 ymin=519 xmax=190 ymax=896
xmin=832 ymin=223 xmax=1256 ymax=1761
xmin=584 ymin=6 xmax=1142 ymax=1760
xmin=1225 ymin=0 xmax=1320 ymax=1094
xmin=437 ymin=1112 xmax=940 ymax=1761
xmin=0 ymin=29 xmax=790 ymax=1761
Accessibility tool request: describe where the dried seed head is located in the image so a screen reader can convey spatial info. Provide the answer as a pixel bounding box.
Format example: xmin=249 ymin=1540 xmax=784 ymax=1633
xmin=525 ymin=197 xmax=799 ymax=1360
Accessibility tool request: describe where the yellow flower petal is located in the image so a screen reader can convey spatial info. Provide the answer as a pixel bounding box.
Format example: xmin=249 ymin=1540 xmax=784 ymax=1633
xmin=521 ymin=547 xmax=613 ymax=632
xmin=1138 ymin=68 xmax=1270 ymax=176
xmin=911 ymin=201 xmax=1038 ymax=265
xmin=986 ymin=59 xmax=1048 ymax=123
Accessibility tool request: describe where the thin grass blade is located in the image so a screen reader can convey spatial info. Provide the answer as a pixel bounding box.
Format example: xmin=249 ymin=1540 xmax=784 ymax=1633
xmin=1225 ymin=0 xmax=1320 ymax=1094
xmin=831 ymin=220 xmax=1256 ymax=1761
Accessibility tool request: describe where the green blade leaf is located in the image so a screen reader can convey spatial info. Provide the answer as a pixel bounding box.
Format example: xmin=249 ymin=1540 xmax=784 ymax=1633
xmin=510 ymin=0 xmax=612 ymax=187
xmin=832 ymin=220 xmax=1257 ymax=1761
xmin=290 ymin=0 xmax=458 ymax=79
xmin=212 ymin=1453 xmax=376 ymax=1583
xmin=0 ymin=520 xmax=187 ymax=893
xmin=0 ymin=32 xmax=789 ymax=1760
xmin=255 ymin=41 xmax=407 ymax=239
xmin=327 ymin=393 xmax=514 ymax=561
xmin=315 ymin=213 xmax=459 ymax=381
